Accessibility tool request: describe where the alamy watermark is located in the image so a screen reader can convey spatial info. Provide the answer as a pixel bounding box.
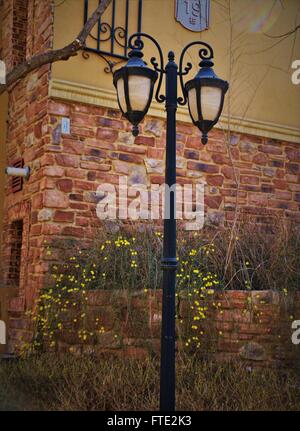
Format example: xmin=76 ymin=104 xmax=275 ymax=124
xmin=95 ymin=176 xmax=205 ymax=230
xmin=291 ymin=320 xmax=300 ymax=345
xmin=291 ymin=60 xmax=300 ymax=85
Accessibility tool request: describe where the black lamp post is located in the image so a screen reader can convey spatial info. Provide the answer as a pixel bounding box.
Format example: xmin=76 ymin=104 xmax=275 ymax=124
xmin=113 ymin=33 xmax=228 ymax=412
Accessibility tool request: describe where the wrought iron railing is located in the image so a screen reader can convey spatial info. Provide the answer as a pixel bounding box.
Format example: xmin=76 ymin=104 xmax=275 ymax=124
xmin=83 ymin=0 xmax=143 ymax=72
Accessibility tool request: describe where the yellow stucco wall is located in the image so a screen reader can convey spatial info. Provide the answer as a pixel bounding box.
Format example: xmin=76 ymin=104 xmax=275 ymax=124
xmin=51 ymin=0 xmax=300 ymax=142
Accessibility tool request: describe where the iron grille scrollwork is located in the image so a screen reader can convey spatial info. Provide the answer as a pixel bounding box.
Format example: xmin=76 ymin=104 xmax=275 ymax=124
xmin=83 ymin=0 xmax=143 ymax=73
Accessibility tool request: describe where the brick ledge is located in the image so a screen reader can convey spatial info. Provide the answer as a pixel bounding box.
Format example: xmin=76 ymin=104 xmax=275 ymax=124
xmin=49 ymin=78 xmax=300 ymax=145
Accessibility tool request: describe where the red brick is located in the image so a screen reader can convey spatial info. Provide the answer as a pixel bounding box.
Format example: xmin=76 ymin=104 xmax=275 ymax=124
xmin=117 ymin=144 xmax=146 ymax=154
xmin=31 ymin=193 xmax=43 ymax=209
xmin=207 ymin=141 xmax=227 ymax=153
xmin=286 ymin=174 xmax=299 ymax=183
xmin=240 ymin=175 xmax=259 ymax=185
xmin=106 ymin=108 xmax=121 ymax=118
xmin=184 ymin=149 xmax=199 ymax=160
xmin=118 ymin=153 xmax=143 ymax=164
xmin=48 ymin=100 xmax=70 ymax=116
xmin=86 ymin=148 xmax=106 ymax=158
xmin=63 ymin=139 xmax=85 ymax=155
xmin=186 ymin=136 xmax=204 ymax=150
xmin=187 ymin=161 xmax=219 ymax=173
xmin=221 ymin=166 xmax=235 ymax=180
xmin=65 ymin=168 xmax=86 ymax=179
xmin=273 ymin=180 xmax=287 ymax=190
xmin=55 ymin=154 xmax=78 ymax=168
xmin=34 ymin=122 xmax=42 ymax=139
xmin=44 ymin=166 xmax=64 ymax=177
xmin=240 ymin=141 xmax=257 ymax=153
xmin=40 ymin=154 xmax=55 ymax=166
xmin=205 ymin=196 xmax=222 ymax=209
xmin=286 ymin=163 xmax=299 ymax=174
xmin=98 ymin=117 xmax=124 ymax=129
xmin=206 ymin=175 xmax=224 ymax=186
xmin=75 ymin=217 xmax=89 ymax=227
xmin=71 ymin=112 xmax=97 ymax=127
xmin=74 ymin=180 xmax=94 ymax=191
xmin=285 ymin=148 xmax=300 ymax=162
xmin=275 ymin=190 xmax=292 ymax=200
xmin=253 ymin=153 xmax=268 ymax=165
xmin=135 ymin=136 xmax=155 ymax=146
xmin=147 ymin=148 xmax=164 ymax=159
xmin=42 ymin=224 xmax=61 ymax=235
xmin=53 ymin=211 xmax=74 ymax=223
xmin=96 ymin=128 xmax=118 ymax=142
xmin=259 ymin=145 xmax=282 ymax=155
xmin=176 ymin=123 xmax=193 ymax=135
xmin=86 ymin=139 xmax=115 ymax=151
xmin=43 ymin=190 xmax=69 ymax=208
xmin=62 ymin=226 xmax=85 ymax=237
xmin=212 ymin=153 xmax=231 ymax=164
xmin=261 ymin=184 xmax=274 ymax=193
xmin=71 ymin=127 xmax=94 ymax=138
xmin=57 ymin=179 xmax=73 ymax=193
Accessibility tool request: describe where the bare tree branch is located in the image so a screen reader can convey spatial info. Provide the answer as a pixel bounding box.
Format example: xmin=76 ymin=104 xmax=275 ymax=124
xmin=264 ymin=23 xmax=300 ymax=39
xmin=0 ymin=0 xmax=112 ymax=95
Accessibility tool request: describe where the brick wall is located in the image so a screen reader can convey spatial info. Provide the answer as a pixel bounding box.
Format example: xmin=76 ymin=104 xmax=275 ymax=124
xmin=1 ymin=0 xmax=54 ymax=316
xmin=4 ymin=98 xmax=300 ymax=348
xmin=7 ymin=219 xmax=23 ymax=288
xmin=53 ymin=289 xmax=299 ymax=368
xmin=43 ymin=99 xmax=300 ymax=237
xmin=12 ymin=0 xmax=29 ymax=67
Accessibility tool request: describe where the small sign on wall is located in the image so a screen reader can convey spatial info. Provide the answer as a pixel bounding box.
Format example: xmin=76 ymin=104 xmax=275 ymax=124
xmin=175 ymin=0 xmax=210 ymax=32
xmin=61 ymin=117 xmax=70 ymax=134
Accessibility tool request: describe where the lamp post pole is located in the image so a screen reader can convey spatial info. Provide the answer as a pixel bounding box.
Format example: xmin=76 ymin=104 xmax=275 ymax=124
xmin=160 ymin=51 xmax=178 ymax=412
xmin=113 ymin=32 xmax=228 ymax=413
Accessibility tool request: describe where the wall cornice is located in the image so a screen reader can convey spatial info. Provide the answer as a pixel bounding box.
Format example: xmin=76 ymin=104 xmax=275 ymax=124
xmin=49 ymin=79 xmax=300 ymax=144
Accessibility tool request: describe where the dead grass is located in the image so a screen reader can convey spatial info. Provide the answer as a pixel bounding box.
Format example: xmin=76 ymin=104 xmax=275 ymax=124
xmin=0 ymin=353 xmax=299 ymax=411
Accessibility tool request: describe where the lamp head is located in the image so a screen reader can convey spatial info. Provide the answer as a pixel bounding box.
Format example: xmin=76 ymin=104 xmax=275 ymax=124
xmin=113 ymin=48 xmax=158 ymax=136
xmin=185 ymin=59 xmax=229 ymax=144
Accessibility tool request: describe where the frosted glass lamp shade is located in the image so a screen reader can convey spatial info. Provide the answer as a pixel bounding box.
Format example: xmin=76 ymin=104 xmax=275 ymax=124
xmin=116 ymin=78 xmax=127 ymax=114
xmin=188 ymin=86 xmax=223 ymax=123
xmin=128 ymin=75 xmax=151 ymax=111
xmin=117 ymin=75 xmax=152 ymax=114
xmin=201 ymin=86 xmax=222 ymax=121
xmin=113 ymin=53 xmax=158 ymax=136
xmin=185 ymin=63 xmax=228 ymax=144
xmin=187 ymin=88 xmax=198 ymax=124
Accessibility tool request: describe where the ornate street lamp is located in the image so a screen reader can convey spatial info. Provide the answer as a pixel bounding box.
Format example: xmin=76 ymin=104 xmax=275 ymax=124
xmin=113 ymin=33 xmax=228 ymax=412
xmin=113 ymin=45 xmax=158 ymax=137
xmin=184 ymin=47 xmax=229 ymax=144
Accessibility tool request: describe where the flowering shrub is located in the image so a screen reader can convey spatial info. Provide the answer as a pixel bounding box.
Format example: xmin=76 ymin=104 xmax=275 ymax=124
xmin=24 ymin=221 xmax=300 ymax=354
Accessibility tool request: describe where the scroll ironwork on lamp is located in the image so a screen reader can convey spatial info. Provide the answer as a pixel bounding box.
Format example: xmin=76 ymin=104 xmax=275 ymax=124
xmin=112 ymin=32 xmax=229 ymax=412
xmin=113 ymin=33 xmax=228 ymax=144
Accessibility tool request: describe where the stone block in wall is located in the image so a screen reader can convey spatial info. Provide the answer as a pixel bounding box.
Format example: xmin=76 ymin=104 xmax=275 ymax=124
xmin=39 ymin=289 xmax=300 ymax=368
xmin=239 ymin=342 xmax=267 ymax=361
xmin=96 ymin=331 xmax=121 ymax=349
